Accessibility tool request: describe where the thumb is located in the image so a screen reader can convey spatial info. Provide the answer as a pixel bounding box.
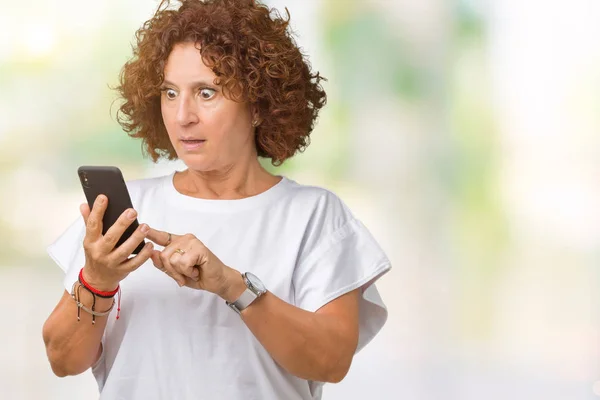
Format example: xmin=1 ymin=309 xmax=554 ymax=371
xmin=79 ymin=203 xmax=90 ymax=223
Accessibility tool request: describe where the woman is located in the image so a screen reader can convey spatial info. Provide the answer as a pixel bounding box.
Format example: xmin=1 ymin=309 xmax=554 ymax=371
xmin=42 ymin=0 xmax=391 ymax=399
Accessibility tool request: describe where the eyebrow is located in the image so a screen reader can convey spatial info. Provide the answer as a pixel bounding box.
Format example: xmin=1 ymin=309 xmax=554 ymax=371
xmin=161 ymin=79 xmax=218 ymax=88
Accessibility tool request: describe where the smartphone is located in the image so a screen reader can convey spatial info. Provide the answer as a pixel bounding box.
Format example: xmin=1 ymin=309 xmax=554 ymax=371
xmin=77 ymin=166 xmax=145 ymax=255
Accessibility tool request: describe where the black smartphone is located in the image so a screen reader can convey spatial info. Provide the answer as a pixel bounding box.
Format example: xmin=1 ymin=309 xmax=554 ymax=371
xmin=77 ymin=166 xmax=145 ymax=255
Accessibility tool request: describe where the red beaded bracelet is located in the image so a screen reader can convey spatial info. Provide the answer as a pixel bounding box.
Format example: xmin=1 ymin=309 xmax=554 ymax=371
xmin=78 ymin=269 xmax=122 ymax=320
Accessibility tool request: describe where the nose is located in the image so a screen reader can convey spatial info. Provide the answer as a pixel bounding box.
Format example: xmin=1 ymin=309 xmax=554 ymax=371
xmin=175 ymin=94 xmax=199 ymax=126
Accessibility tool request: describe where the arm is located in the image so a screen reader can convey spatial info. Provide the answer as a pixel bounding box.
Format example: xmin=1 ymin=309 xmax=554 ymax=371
xmin=146 ymin=228 xmax=361 ymax=383
xmin=43 ymin=195 xmax=153 ymax=376
xmin=224 ymin=275 xmax=361 ymax=383
xmin=42 ymin=289 xmax=110 ymax=377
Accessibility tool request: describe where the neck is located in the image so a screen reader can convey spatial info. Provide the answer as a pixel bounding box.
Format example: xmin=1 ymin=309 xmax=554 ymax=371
xmin=175 ymin=154 xmax=278 ymax=200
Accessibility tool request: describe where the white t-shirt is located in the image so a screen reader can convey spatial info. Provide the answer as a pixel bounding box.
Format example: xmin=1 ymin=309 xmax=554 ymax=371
xmin=47 ymin=172 xmax=391 ymax=400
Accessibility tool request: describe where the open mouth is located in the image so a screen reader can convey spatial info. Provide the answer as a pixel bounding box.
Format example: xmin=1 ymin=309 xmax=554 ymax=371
xmin=180 ymin=139 xmax=206 ymax=150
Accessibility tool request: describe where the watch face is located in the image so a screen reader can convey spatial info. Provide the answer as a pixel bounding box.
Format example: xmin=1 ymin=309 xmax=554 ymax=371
xmin=245 ymin=272 xmax=266 ymax=293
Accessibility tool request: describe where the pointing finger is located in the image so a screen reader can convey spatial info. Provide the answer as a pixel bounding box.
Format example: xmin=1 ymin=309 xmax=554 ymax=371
xmin=146 ymin=227 xmax=179 ymax=247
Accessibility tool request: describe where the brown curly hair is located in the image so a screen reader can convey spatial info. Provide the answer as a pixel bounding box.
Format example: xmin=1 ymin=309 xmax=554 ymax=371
xmin=115 ymin=0 xmax=327 ymax=165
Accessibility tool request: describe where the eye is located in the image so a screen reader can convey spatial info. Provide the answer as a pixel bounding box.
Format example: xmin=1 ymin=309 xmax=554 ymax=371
xmin=160 ymin=88 xmax=177 ymax=100
xmin=199 ymin=88 xmax=216 ymax=100
xmin=164 ymin=89 xmax=177 ymax=100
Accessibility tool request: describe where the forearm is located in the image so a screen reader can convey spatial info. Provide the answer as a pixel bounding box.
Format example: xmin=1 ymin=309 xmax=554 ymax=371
xmin=42 ymin=289 xmax=111 ymax=377
xmin=239 ymin=291 xmax=356 ymax=383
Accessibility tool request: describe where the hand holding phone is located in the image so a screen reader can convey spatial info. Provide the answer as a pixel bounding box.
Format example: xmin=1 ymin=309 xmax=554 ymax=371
xmin=78 ymin=166 xmax=146 ymax=254
xmin=77 ymin=166 xmax=153 ymax=290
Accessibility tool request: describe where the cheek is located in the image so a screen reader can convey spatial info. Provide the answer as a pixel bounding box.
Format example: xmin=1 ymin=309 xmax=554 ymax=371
xmin=160 ymin=102 xmax=177 ymax=132
xmin=202 ymin=102 xmax=245 ymax=137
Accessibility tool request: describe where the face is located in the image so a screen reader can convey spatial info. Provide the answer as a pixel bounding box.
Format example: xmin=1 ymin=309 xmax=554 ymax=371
xmin=160 ymin=42 xmax=255 ymax=172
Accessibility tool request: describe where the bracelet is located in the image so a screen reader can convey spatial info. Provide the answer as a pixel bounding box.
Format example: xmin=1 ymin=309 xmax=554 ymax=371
xmin=71 ymin=282 xmax=117 ymax=324
xmin=78 ymin=269 xmax=119 ymax=298
xmin=71 ymin=282 xmax=115 ymax=316
xmin=71 ymin=268 xmax=122 ymax=324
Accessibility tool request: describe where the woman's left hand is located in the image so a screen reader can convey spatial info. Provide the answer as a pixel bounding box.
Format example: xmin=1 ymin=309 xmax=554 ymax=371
xmin=145 ymin=228 xmax=238 ymax=298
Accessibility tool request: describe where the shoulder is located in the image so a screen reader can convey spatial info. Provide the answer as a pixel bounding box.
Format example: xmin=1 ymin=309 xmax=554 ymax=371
xmin=281 ymin=177 xmax=356 ymax=236
xmin=284 ymin=178 xmax=352 ymax=212
xmin=124 ymin=173 xmax=171 ymax=201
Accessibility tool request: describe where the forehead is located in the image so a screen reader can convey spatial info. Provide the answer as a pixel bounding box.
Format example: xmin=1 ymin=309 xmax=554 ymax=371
xmin=163 ymin=42 xmax=215 ymax=82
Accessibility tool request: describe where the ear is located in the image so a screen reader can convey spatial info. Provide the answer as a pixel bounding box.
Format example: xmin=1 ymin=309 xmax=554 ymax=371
xmin=250 ymin=104 xmax=261 ymax=127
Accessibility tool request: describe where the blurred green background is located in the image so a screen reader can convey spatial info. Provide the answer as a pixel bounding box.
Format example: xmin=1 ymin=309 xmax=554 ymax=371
xmin=1 ymin=0 xmax=599 ymax=398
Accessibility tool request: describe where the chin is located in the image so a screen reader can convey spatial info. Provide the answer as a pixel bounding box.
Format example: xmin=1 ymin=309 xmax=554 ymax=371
xmin=178 ymin=154 xmax=219 ymax=172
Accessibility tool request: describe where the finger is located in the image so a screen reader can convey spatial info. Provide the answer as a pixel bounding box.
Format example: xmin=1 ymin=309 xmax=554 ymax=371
xmin=151 ymin=250 xmax=164 ymax=270
xmin=146 ymin=227 xmax=180 ymax=247
xmin=120 ymin=242 xmax=154 ymax=272
xmin=175 ymin=251 xmax=200 ymax=281
xmin=111 ymin=223 xmax=150 ymax=263
xmin=85 ymin=195 xmax=107 ymax=241
xmin=159 ymin=249 xmax=187 ymax=287
xmin=169 ymin=251 xmax=199 ymax=280
xmin=79 ymin=203 xmax=91 ymax=224
xmin=102 ymin=208 xmax=139 ymax=251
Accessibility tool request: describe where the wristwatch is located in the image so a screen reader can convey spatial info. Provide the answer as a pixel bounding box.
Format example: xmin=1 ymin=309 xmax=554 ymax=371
xmin=226 ymin=272 xmax=267 ymax=315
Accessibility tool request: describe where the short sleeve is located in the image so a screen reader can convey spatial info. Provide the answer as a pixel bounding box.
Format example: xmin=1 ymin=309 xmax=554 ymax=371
xmin=45 ymin=178 xmax=147 ymax=292
xmin=292 ymin=217 xmax=391 ymax=353
xmin=46 ymin=216 xmax=87 ymax=292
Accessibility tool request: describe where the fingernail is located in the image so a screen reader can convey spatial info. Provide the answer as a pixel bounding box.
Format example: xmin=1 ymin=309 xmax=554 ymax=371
xmin=141 ymin=224 xmax=149 ymax=233
xmin=98 ymin=196 xmax=105 ymax=204
xmin=127 ymin=209 xmax=136 ymax=219
xmin=178 ymin=281 xmax=184 ymax=287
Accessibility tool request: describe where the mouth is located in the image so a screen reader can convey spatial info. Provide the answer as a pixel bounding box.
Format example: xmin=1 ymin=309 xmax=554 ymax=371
xmin=179 ymin=138 xmax=206 ymax=151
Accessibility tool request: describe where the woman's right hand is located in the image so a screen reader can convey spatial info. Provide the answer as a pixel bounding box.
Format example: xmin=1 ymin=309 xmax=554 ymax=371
xmin=80 ymin=194 xmax=154 ymax=291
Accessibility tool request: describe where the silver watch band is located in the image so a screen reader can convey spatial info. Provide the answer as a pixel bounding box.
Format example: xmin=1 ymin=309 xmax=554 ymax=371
xmin=226 ymin=272 xmax=266 ymax=315
xmin=227 ymin=288 xmax=258 ymax=315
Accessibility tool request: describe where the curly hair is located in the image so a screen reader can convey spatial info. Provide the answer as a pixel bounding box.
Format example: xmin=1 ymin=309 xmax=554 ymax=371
xmin=115 ymin=0 xmax=327 ymax=165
